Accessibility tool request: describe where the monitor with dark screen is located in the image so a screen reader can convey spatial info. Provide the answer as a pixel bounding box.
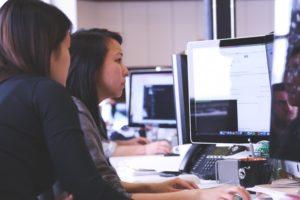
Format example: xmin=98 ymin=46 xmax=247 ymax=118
xmin=191 ymin=100 xmax=238 ymax=136
xmin=128 ymin=70 xmax=176 ymax=128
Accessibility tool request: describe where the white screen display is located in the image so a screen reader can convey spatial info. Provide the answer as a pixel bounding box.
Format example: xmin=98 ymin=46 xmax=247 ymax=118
xmin=190 ymin=43 xmax=271 ymax=133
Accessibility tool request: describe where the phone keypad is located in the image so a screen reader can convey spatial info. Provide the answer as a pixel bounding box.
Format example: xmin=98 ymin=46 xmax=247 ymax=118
xmin=191 ymin=157 xmax=223 ymax=180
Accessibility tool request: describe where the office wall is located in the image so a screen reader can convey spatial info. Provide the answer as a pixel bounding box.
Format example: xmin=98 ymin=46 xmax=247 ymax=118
xmin=51 ymin=0 xmax=78 ymax=31
xmin=77 ymin=0 xmax=274 ymax=67
xmin=236 ymin=0 xmax=274 ymax=37
xmin=78 ymin=1 xmax=204 ymax=67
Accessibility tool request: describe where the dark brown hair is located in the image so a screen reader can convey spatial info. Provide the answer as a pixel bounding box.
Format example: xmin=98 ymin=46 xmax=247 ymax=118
xmin=0 ymin=0 xmax=72 ymax=80
xmin=67 ymin=28 xmax=122 ymax=138
xmin=272 ymin=83 xmax=287 ymax=92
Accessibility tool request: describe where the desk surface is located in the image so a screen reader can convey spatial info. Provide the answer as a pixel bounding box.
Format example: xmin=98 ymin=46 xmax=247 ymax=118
xmin=110 ymin=154 xmax=221 ymax=188
xmin=110 ymin=154 xmax=300 ymax=200
xmin=110 ymin=144 xmax=193 ymax=172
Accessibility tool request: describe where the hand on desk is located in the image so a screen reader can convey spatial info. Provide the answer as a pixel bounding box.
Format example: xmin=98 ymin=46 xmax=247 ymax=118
xmin=112 ymin=139 xmax=171 ymax=156
xmin=129 ymin=181 xmax=250 ymax=200
xmin=116 ymin=137 xmax=172 ymax=155
xmin=150 ymin=178 xmax=199 ymax=193
xmin=196 ymin=185 xmax=250 ymax=200
xmin=115 ymin=138 xmax=171 ymax=154
xmin=145 ymin=141 xmax=171 ymax=155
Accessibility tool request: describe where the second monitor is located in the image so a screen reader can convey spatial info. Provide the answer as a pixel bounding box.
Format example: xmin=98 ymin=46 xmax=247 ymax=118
xmin=128 ymin=70 xmax=176 ymax=128
xmin=187 ymin=35 xmax=273 ymax=144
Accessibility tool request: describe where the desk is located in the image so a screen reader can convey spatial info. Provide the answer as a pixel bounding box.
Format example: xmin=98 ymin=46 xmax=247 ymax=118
xmin=110 ymin=155 xmax=183 ymax=182
xmin=110 ymin=154 xmax=220 ymax=188
xmin=110 ymin=144 xmax=192 ymax=176
xmin=110 ymin=154 xmax=300 ymax=200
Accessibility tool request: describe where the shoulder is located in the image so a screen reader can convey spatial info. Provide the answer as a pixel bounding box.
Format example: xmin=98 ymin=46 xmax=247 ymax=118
xmin=31 ymin=76 xmax=73 ymax=104
xmin=9 ymin=74 xmax=63 ymax=88
xmin=72 ymin=97 xmax=90 ymax=114
xmin=32 ymin=76 xmax=68 ymax=95
xmin=3 ymin=74 xmax=72 ymax=106
xmin=71 ymin=97 xmax=98 ymax=130
xmin=72 ymin=97 xmax=94 ymax=120
xmin=2 ymin=74 xmax=64 ymax=93
xmin=29 ymin=76 xmax=77 ymax=115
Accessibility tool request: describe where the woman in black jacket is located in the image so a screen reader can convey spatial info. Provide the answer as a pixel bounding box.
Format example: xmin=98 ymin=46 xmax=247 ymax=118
xmin=0 ymin=1 xmax=128 ymax=199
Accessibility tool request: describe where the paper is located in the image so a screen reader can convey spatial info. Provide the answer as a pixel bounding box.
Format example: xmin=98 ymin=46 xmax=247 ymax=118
xmin=247 ymin=179 xmax=300 ymax=200
xmin=247 ymin=186 xmax=294 ymax=200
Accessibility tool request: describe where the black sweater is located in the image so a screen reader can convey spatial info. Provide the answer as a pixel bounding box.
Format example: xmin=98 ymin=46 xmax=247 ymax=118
xmin=0 ymin=74 xmax=127 ymax=200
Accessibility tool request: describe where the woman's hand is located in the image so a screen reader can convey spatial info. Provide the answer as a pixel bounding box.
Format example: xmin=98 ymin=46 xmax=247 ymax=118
xmin=196 ymin=185 xmax=250 ymax=200
xmin=145 ymin=141 xmax=171 ymax=155
xmin=150 ymin=178 xmax=199 ymax=193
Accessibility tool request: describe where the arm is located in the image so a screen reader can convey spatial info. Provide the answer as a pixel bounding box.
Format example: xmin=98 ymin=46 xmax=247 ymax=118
xmin=122 ymin=178 xmax=198 ymax=193
xmin=132 ymin=190 xmax=198 ymax=200
xmin=73 ymin=98 xmax=129 ymax=197
xmin=113 ymin=145 xmax=146 ymax=156
xmin=74 ymin=100 xmax=196 ymax=195
xmin=33 ymin=80 xmax=128 ymax=200
xmin=115 ymin=137 xmax=149 ymax=145
xmin=122 ymin=182 xmax=150 ymax=193
xmin=131 ymin=185 xmax=250 ymax=200
xmin=74 ymin=100 xmax=196 ymax=196
xmin=112 ymin=141 xmax=171 ymax=156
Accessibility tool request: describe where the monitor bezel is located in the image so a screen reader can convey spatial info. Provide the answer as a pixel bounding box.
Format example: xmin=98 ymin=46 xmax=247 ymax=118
xmin=187 ymin=35 xmax=273 ymax=144
xmin=128 ymin=69 xmax=176 ymax=128
xmin=172 ymin=54 xmax=191 ymax=144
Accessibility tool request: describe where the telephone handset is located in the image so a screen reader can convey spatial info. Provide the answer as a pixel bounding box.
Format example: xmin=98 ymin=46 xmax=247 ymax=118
xmin=179 ymin=144 xmax=232 ymax=180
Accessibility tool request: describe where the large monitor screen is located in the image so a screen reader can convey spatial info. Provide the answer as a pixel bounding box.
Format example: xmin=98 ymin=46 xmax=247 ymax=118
xmin=187 ymin=35 xmax=273 ymax=143
xmin=128 ymin=70 xmax=176 ymax=127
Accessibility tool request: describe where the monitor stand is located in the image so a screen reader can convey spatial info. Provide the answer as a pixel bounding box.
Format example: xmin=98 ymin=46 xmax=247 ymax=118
xmin=248 ymin=138 xmax=255 ymax=157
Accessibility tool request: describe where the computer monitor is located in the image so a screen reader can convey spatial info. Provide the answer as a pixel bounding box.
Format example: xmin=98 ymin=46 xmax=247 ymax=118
xmin=187 ymin=35 xmax=273 ymax=144
xmin=172 ymin=54 xmax=191 ymax=145
xmin=270 ymin=0 xmax=300 ymax=167
xmin=125 ymin=75 xmax=130 ymax=114
xmin=128 ymin=70 xmax=176 ymax=128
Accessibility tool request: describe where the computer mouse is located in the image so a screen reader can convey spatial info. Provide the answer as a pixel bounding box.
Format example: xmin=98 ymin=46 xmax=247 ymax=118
xmin=228 ymin=145 xmax=248 ymax=155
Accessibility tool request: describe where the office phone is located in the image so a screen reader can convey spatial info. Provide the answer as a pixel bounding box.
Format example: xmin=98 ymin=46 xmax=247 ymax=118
xmin=179 ymin=144 xmax=247 ymax=180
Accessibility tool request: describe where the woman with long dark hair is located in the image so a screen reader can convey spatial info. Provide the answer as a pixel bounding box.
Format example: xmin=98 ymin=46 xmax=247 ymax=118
xmin=68 ymin=28 xmax=171 ymax=157
xmin=0 ymin=1 xmax=128 ymax=199
xmin=67 ymin=28 xmax=250 ymax=200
